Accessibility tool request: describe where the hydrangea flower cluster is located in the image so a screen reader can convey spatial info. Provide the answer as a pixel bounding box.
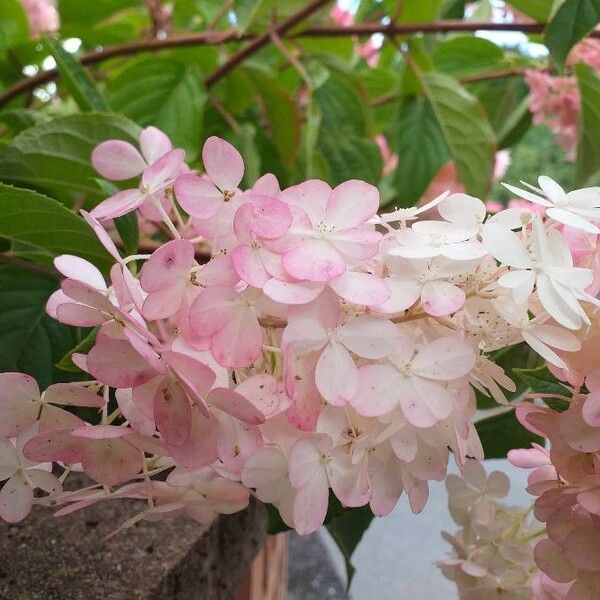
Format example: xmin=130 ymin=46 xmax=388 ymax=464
xmin=1 ymin=128 xmax=600 ymax=549
xmin=438 ymin=460 xmax=540 ymax=599
xmin=509 ymin=362 xmax=600 ymax=599
xmin=525 ymin=40 xmax=600 ymax=159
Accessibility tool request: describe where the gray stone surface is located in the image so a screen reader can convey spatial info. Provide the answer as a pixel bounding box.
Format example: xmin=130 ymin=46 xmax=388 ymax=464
xmin=0 ymin=496 xmax=266 ymax=600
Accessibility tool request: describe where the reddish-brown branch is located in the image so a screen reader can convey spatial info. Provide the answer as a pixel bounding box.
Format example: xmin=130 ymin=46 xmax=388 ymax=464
xmin=1 ymin=19 xmax=596 ymax=108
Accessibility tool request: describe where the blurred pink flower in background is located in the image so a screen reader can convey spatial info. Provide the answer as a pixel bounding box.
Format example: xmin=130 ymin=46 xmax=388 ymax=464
xmin=329 ymin=2 xmax=354 ymax=27
xmin=20 ymin=0 xmax=59 ymax=36
xmin=375 ymin=135 xmax=398 ymax=176
xmin=359 ymin=38 xmax=380 ymax=67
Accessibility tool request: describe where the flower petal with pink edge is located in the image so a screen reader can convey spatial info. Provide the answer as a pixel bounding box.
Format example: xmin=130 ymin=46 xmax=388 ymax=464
xmin=412 ymin=337 xmax=475 ymax=380
xmin=43 ymin=383 xmax=104 ymax=407
xmin=54 ymin=255 xmax=107 ymax=290
xmin=0 ymin=372 xmax=40 ymax=437
xmin=141 ymin=148 xmax=185 ymax=191
xmin=139 ymin=126 xmax=172 ymax=164
xmin=80 ymin=210 xmax=122 ymax=261
xmin=91 ymin=140 xmax=146 ymax=180
xmin=283 ymin=239 xmax=346 ymax=282
xmin=329 ymin=271 xmax=391 ymax=306
xmin=327 ymin=453 xmax=370 ymax=507
xmin=23 ymin=429 xmax=83 ymax=464
xmin=421 ymin=281 xmax=465 ymax=316
xmin=562 ymin=527 xmax=600 ymax=571
xmin=247 ymin=195 xmax=292 ymax=239
xmin=400 ymin=376 xmax=453 ymax=427
xmin=325 ymin=180 xmax=379 ymax=229
xmin=174 ymin=173 xmax=221 ymax=219
xmin=292 ymin=468 xmax=329 ymax=535
xmin=232 ymin=245 xmax=269 ymax=288
xmin=168 ymin=412 xmax=219 ymax=469
xmin=314 ymin=341 xmax=358 ymax=406
xmin=288 ymin=435 xmax=332 ymax=488
xmin=189 ymin=286 xmax=239 ymax=338
xmin=280 ymin=179 xmax=330 ymax=226
xmin=202 ymin=136 xmax=244 ymax=191
xmin=263 ymin=278 xmax=324 ymax=305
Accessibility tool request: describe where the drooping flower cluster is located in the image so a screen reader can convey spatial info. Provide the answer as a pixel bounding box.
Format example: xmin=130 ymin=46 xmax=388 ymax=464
xmin=509 ymin=362 xmax=600 ymax=599
xmin=1 ymin=128 xmax=600 ymax=546
xmin=525 ymin=39 xmax=600 ymax=159
xmin=438 ymin=460 xmax=540 ymax=599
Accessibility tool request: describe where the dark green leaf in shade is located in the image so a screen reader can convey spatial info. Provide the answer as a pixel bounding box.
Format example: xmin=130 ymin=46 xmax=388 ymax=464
xmin=56 ymin=327 xmax=98 ymax=372
xmin=575 ymin=63 xmax=600 ymax=184
xmin=0 ymin=265 xmax=80 ymax=389
xmin=475 ymin=410 xmax=544 ymax=459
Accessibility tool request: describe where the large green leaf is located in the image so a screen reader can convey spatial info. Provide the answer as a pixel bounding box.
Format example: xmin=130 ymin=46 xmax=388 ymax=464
xmin=513 ymin=365 xmax=571 ymax=398
xmin=0 ymin=265 xmax=80 ymax=389
xmin=576 ymin=63 xmax=600 ymax=184
xmin=546 ymin=0 xmax=600 ymax=71
xmin=476 ymin=410 xmax=544 ymax=459
xmin=43 ymin=35 xmax=108 ymax=112
xmin=421 ymin=72 xmax=496 ymax=199
xmin=0 ymin=183 xmax=112 ymax=272
xmin=389 ymin=0 xmax=443 ymax=21
xmin=393 ymin=96 xmax=449 ymax=206
xmin=107 ymin=58 xmax=206 ymax=158
xmin=320 ymin=136 xmax=383 ymax=186
xmin=0 ymin=0 xmax=28 ymax=52
xmin=0 ymin=114 xmax=140 ymax=205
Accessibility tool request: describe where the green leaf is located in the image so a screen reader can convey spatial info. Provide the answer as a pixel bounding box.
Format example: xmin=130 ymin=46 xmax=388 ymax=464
xmin=319 ymin=136 xmax=383 ymax=186
xmin=0 ymin=0 xmax=28 ymax=52
xmin=246 ymin=70 xmax=301 ymax=165
xmin=265 ymin=503 xmax=291 ymax=535
xmin=107 ymin=59 xmax=207 ymax=158
xmin=326 ymin=505 xmax=374 ymax=588
xmin=507 ymin=0 xmax=555 ymax=21
xmin=421 ymin=72 xmax=496 ymax=199
xmin=476 ymin=410 xmax=544 ymax=459
xmin=393 ymin=96 xmax=449 ymax=206
xmin=0 ymin=114 xmax=140 ymax=206
xmin=0 ymin=265 xmax=80 ymax=389
xmin=0 ymin=109 xmax=47 ymax=136
xmin=576 ymin=63 xmax=600 ymax=184
xmin=43 ymin=35 xmax=108 ymax=112
xmin=56 ymin=327 xmax=98 ymax=372
xmin=546 ymin=0 xmax=600 ymax=71
xmin=513 ymin=365 xmax=571 ymax=397
xmin=391 ymin=0 xmax=443 ymax=21
xmin=0 ymin=183 xmax=112 ymax=272
xmin=233 ymin=0 xmax=275 ymax=32
xmin=433 ymin=36 xmax=505 ymax=78
xmin=114 ymin=213 xmax=139 ymax=256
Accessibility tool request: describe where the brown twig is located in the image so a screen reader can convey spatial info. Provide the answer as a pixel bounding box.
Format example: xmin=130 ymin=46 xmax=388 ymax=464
xmin=205 ymin=0 xmax=332 ymax=88
xmin=0 ymin=253 xmax=58 ymax=278
xmin=1 ymin=19 xmax=596 ymax=108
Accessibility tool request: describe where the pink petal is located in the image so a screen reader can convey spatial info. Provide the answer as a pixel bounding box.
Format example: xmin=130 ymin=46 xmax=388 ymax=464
xmin=562 ymin=527 xmax=600 ymax=571
xmin=142 ymin=284 xmax=187 ymax=321
xmin=90 ymin=188 xmax=143 ymax=221
xmin=283 ymin=239 xmax=346 ymax=282
xmin=400 ymin=376 xmax=454 ymax=427
xmin=54 ymin=255 xmax=106 ymax=290
xmin=174 ymin=173 xmax=221 ymax=220
xmin=188 ymin=286 xmax=239 ymax=338
xmin=374 ymin=277 xmax=421 ymax=313
xmin=289 ymin=435 xmax=331 ymax=488
xmin=292 ymin=469 xmax=329 ymax=535
xmin=583 ymin=392 xmax=600 ymax=426
xmin=39 ymin=404 xmax=85 ymax=431
xmin=412 ymin=337 xmax=475 ymax=380
xmin=80 ymin=210 xmax=122 ymax=261
xmin=421 ymin=281 xmax=465 ymax=316
xmin=281 ymin=180 xmax=330 ymax=226
xmin=207 ymin=387 xmax=265 ymax=425
xmin=141 ymin=148 xmax=185 ymax=191
xmin=87 ymin=338 xmax=157 ymax=388
xmin=139 ymin=126 xmax=172 ymax=164
xmin=325 ymin=180 xmax=379 ymax=229
xmin=327 ymin=453 xmax=370 ymax=507
xmin=236 ymin=374 xmax=287 ymax=418
xmin=168 ymin=412 xmax=219 ymax=469
xmin=202 ymin=136 xmax=244 ymax=191
xmin=329 ymin=271 xmax=391 ymax=306
xmin=80 ymin=438 xmax=142 ymax=486
xmin=314 ymin=341 xmax=358 ymax=406
xmin=247 ymin=195 xmax=292 ymax=240
xmin=91 ymin=140 xmax=146 ymax=180
xmin=329 ymin=228 xmax=381 ymax=260
xmin=140 ymin=239 xmax=195 ymax=293
xmin=337 ymin=316 xmax=398 ymax=359
xmin=0 ymin=372 xmax=40 ymax=437
xmin=0 ymin=473 xmax=33 ymax=523
xmin=351 ymin=364 xmax=401 ymax=416
xmin=232 ymin=245 xmax=269 ymax=288
xmin=211 ymin=307 xmax=263 ymax=368
xmin=56 ymin=303 xmax=106 ymax=327
xmin=23 ymin=429 xmax=83 ymax=464
xmin=153 ymin=377 xmax=192 ymax=447
xmin=43 ymin=383 xmax=104 ymax=407
xmin=263 ymin=278 xmax=324 ymax=304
